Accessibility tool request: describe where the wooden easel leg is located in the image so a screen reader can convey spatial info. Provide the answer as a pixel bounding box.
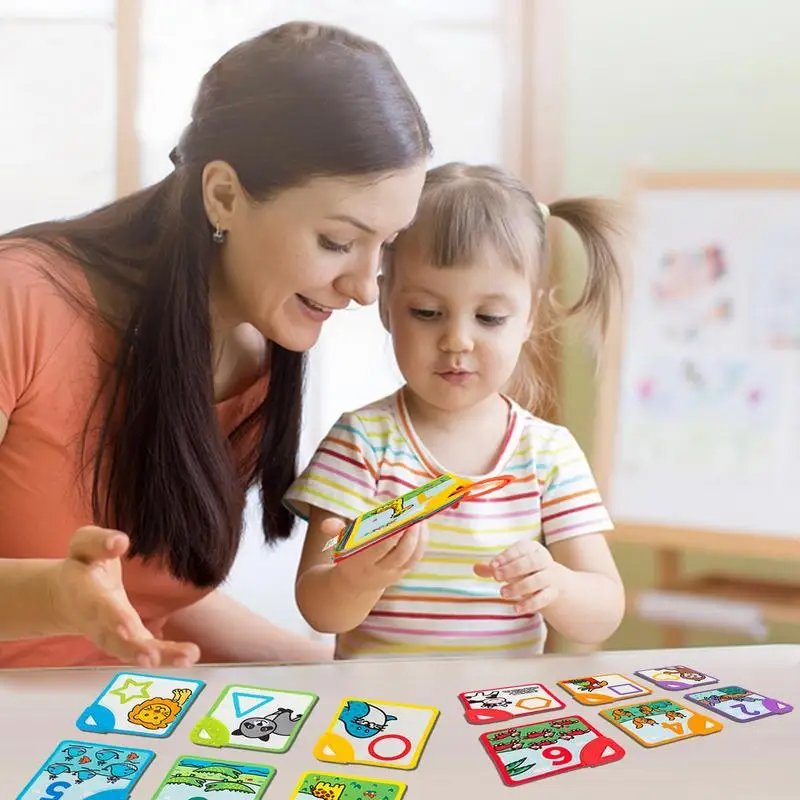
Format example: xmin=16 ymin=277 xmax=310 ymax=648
xmin=656 ymin=548 xmax=684 ymax=648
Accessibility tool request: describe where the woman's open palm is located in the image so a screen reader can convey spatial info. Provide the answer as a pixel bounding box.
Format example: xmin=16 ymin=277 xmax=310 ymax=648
xmin=54 ymin=526 xmax=200 ymax=667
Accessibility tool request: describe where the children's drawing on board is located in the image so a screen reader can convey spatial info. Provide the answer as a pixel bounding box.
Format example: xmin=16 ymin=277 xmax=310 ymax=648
xmin=616 ymin=353 xmax=782 ymax=475
xmin=648 ymin=243 xmax=734 ymax=343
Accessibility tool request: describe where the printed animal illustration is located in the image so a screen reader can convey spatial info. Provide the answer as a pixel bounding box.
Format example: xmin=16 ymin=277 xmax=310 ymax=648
xmin=632 ymin=716 xmax=657 ymax=729
xmin=127 ymin=687 xmax=193 ymax=730
xmin=310 ymin=779 xmax=346 ymax=799
xmin=664 ymin=666 xmax=707 ymax=682
xmin=664 ymin=710 xmax=686 ymax=721
xmin=611 ymin=708 xmax=633 ymax=721
xmin=470 ymin=690 xmax=511 ymax=708
xmin=570 ymin=677 xmax=607 ymax=692
xmin=338 ymin=700 xmax=398 ymax=739
xmin=232 ymin=707 xmax=302 ymax=741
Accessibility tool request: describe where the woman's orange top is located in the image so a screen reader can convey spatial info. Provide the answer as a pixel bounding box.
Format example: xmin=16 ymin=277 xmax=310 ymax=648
xmin=0 ymin=245 xmax=268 ymax=667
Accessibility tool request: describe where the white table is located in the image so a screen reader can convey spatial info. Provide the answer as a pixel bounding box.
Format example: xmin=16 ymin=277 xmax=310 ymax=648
xmin=1 ymin=644 xmax=797 ymax=797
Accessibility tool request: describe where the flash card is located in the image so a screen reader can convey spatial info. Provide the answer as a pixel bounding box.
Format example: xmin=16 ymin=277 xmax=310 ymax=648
xmin=634 ymin=665 xmax=718 ymax=691
xmin=16 ymin=739 xmax=154 ymax=799
xmin=190 ymin=684 xmax=317 ymax=754
xmin=313 ymin=697 xmax=439 ymax=771
xmin=327 ymin=473 xmax=512 ymax=561
xmin=75 ymin=671 xmax=204 ymax=738
xmin=459 ymin=682 xmax=565 ymax=724
xmin=290 ymin=771 xmax=407 ymax=799
xmin=480 ymin=716 xmax=625 ymax=786
xmin=600 ymin=698 xmax=723 ymax=747
xmin=557 ymin=673 xmax=651 ymax=705
xmin=684 ymin=685 xmax=793 ymax=722
xmin=152 ymin=755 xmax=276 ymax=799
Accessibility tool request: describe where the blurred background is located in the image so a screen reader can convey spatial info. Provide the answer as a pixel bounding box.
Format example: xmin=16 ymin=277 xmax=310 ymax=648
xmin=2 ymin=0 xmax=799 ymax=654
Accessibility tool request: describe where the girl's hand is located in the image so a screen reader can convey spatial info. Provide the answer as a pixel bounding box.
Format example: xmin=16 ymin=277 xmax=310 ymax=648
xmin=474 ymin=540 xmax=562 ymax=614
xmin=320 ymin=517 xmax=429 ymax=594
xmin=49 ymin=526 xmax=201 ymax=667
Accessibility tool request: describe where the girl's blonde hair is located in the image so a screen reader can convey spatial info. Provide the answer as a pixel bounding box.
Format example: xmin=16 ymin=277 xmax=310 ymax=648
xmin=387 ymin=162 xmax=623 ymax=416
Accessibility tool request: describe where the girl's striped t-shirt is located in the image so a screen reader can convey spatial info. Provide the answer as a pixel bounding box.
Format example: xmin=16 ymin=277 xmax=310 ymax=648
xmin=284 ymin=390 xmax=613 ymax=659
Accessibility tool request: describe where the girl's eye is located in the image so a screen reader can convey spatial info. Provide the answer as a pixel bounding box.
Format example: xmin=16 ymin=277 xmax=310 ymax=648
xmin=318 ymin=234 xmax=353 ymax=254
xmin=410 ymin=308 xmax=439 ymax=320
xmin=478 ymin=314 xmax=507 ymax=326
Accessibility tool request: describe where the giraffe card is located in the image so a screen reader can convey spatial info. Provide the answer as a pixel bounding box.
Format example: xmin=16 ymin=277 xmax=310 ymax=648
xmin=312 ymin=697 xmax=439 ymax=771
xmin=290 ymin=771 xmax=407 ymax=799
xmin=599 ymin=698 xmax=723 ymax=747
xmin=557 ymin=673 xmax=651 ymax=706
xmin=75 ymin=671 xmax=205 ymax=738
xmin=189 ymin=684 xmax=317 ymax=754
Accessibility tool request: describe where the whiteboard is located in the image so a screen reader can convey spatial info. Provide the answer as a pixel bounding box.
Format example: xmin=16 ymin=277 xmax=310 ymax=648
xmin=603 ymin=174 xmax=800 ymax=538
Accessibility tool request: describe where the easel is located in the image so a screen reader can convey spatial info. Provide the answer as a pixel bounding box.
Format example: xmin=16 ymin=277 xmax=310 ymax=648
xmin=594 ymin=170 xmax=800 ymax=647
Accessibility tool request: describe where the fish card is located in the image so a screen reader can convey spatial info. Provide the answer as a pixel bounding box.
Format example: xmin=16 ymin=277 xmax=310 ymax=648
xmin=152 ymin=755 xmax=276 ymax=799
xmin=75 ymin=671 xmax=204 ymax=738
xmin=557 ymin=673 xmax=651 ymax=705
xmin=684 ymin=685 xmax=793 ymax=722
xmin=599 ymin=698 xmax=723 ymax=747
xmin=458 ymin=682 xmax=565 ymax=724
xmin=634 ymin=665 xmax=718 ymax=691
xmin=290 ymin=771 xmax=407 ymax=799
xmin=16 ymin=739 xmax=154 ymax=799
xmin=313 ymin=697 xmax=439 ymax=771
xmin=480 ymin=716 xmax=625 ymax=786
xmin=190 ymin=684 xmax=317 ymax=754
xmin=326 ymin=473 xmax=512 ymax=562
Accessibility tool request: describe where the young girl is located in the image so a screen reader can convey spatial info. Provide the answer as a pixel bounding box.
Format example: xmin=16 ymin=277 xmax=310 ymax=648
xmin=284 ymin=162 xmax=625 ymax=659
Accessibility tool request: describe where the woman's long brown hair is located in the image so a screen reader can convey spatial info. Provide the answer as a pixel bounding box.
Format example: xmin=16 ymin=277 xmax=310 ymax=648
xmin=0 ymin=22 xmax=431 ymax=587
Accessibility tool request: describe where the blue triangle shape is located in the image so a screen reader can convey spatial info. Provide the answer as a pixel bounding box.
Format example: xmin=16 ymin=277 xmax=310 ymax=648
xmin=232 ymin=691 xmax=273 ymax=717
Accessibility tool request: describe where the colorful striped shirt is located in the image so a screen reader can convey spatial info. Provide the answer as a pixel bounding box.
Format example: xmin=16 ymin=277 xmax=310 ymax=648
xmin=284 ymin=390 xmax=613 ymax=659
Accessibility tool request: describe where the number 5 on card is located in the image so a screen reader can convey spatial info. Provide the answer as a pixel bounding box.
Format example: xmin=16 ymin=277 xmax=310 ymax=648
xmin=480 ymin=716 xmax=625 ymax=786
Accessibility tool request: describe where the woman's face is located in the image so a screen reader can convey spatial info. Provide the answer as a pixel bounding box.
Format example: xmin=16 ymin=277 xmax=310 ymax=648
xmin=204 ymin=163 xmax=426 ymax=352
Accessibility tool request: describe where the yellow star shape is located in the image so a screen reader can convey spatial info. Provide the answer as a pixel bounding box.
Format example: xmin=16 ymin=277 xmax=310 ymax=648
xmin=109 ymin=677 xmax=152 ymax=705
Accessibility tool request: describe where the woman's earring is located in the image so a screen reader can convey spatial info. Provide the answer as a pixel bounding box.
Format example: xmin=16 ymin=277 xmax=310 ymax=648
xmin=212 ymin=222 xmax=227 ymax=244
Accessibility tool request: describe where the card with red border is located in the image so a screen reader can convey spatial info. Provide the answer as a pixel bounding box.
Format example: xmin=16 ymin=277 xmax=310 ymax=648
xmin=480 ymin=715 xmax=625 ymax=786
xmin=458 ymin=682 xmax=565 ymax=724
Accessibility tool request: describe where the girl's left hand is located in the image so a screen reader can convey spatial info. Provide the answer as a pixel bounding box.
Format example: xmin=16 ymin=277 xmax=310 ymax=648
xmin=473 ymin=540 xmax=562 ymax=614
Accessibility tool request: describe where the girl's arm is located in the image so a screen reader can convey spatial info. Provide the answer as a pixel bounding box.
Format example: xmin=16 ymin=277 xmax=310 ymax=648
xmin=542 ymin=533 xmax=625 ymax=645
xmin=162 ymin=589 xmax=334 ymax=663
xmin=295 ymin=505 xmax=427 ymax=634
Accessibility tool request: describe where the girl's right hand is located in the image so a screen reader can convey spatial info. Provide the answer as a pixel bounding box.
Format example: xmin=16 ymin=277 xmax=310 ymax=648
xmin=328 ymin=518 xmax=429 ymax=593
xmin=49 ymin=526 xmax=201 ymax=667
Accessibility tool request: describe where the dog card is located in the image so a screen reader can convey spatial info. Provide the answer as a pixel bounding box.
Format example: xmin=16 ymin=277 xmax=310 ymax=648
xmin=600 ymin=698 xmax=723 ymax=747
xmin=480 ymin=716 xmax=625 ymax=786
xmin=459 ymin=682 xmax=565 ymax=724
xmin=313 ymin=697 xmax=439 ymax=771
xmin=75 ymin=671 xmax=204 ymax=738
xmin=290 ymin=771 xmax=407 ymax=799
xmin=152 ymin=755 xmax=276 ymax=799
xmin=684 ymin=685 xmax=794 ymax=722
xmin=16 ymin=739 xmax=154 ymax=799
xmin=557 ymin=673 xmax=651 ymax=705
xmin=327 ymin=473 xmax=512 ymax=561
xmin=189 ymin=683 xmax=317 ymax=754
xmin=634 ymin=665 xmax=718 ymax=691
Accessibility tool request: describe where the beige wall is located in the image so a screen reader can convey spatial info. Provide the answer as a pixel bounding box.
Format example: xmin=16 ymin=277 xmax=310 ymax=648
xmin=557 ymin=0 xmax=800 ymax=648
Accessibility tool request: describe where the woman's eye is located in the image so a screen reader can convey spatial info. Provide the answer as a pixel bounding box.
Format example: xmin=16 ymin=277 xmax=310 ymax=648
xmin=478 ymin=314 xmax=507 ymax=326
xmin=410 ymin=308 xmax=439 ymax=320
xmin=318 ymin=234 xmax=353 ymax=254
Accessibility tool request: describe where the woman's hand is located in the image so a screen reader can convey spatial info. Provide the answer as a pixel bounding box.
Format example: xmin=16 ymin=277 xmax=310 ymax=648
xmin=325 ymin=518 xmax=429 ymax=594
xmin=50 ymin=526 xmax=201 ymax=667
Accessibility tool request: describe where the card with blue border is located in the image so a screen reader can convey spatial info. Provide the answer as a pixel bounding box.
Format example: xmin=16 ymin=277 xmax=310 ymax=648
xmin=16 ymin=739 xmax=155 ymax=799
xmin=76 ymin=671 xmax=205 ymax=738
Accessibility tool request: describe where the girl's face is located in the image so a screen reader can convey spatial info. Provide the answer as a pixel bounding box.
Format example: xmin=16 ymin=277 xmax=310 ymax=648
xmin=382 ymin=231 xmax=533 ymax=414
xmin=205 ymin=163 xmax=426 ymax=353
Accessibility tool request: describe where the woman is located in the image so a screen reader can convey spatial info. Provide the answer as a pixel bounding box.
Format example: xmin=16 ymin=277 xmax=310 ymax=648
xmin=0 ymin=21 xmax=430 ymax=669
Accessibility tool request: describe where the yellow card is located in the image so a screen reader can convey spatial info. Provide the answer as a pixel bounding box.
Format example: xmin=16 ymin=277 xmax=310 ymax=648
xmin=330 ymin=473 xmax=512 ymax=561
xmin=312 ymin=698 xmax=439 ymax=771
xmin=290 ymin=771 xmax=407 ymax=799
